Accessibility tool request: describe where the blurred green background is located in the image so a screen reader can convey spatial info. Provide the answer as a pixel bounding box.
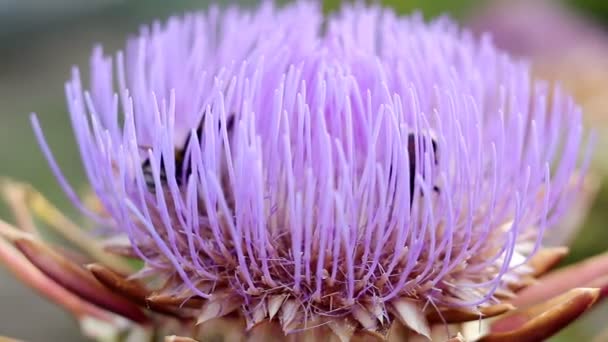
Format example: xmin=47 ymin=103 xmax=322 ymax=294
xmin=1 ymin=0 xmax=607 ymax=341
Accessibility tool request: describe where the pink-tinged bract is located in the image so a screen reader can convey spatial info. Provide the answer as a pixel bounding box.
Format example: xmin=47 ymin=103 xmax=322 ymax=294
xmin=31 ymin=1 xmax=588 ymax=334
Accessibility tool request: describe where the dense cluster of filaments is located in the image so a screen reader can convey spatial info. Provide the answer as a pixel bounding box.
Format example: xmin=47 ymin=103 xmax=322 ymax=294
xmin=33 ymin=2 xmax=584 ymax=332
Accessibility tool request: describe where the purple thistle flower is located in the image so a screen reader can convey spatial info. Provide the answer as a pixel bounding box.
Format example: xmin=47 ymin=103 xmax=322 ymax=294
xmin=30 ymin=1 xmax=588 ymax=337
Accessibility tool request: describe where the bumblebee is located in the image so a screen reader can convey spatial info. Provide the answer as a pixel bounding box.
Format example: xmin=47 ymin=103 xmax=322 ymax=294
xmin=407 ymin=132 xmax=439 ymax=199
xmin=388 ymin=132 xmax=439 ymax=206
xmin=141 ymin=114 xmax=235 ymax=191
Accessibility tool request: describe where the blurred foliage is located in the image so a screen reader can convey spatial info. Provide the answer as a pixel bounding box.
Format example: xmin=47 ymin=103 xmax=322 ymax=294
xmin=566 ymin=182 xmax=608 ymax=265
xmin=324 ymin=0 xmax=479 ymax=18
xmin=566 ymin=0 xmax=608 ymax=27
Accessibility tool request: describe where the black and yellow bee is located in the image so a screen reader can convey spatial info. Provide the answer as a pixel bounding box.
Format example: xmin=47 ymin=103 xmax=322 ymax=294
xmin=141 ymin=113 xmax=235 ymax=191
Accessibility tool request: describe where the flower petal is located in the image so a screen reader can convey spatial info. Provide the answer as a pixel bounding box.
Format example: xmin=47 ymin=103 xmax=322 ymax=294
xmin=389 ymin=298 xmax=431 ymax=339
xmin=244 ymin=300 xmax=268 ymax=330
xmin=588 ymin=274 xmax=608 ymax=299
xmin=427 ymin=303 xmax=515 ymax=324
xmin=88 ymin=263 xmax=192 ymax=319
xmin=146 ymin=294 xmax=205 ymax=310
xmin=526 ymin=247 xmax=569 ymax=277
xmin=352 ymin=305 xmax=378 ymax=331
xmin=480 ymin=288 xmax=600 ymax=341
xmin=1 ymin=179 xmax=38 ymax=234
xmin=14 ymin=237 xmax=149 ymax=324
xmin=327 ymin=318 xmax=356 ymax=342
xmin=279 ymin=299 xmax=300 ymax=334
xmin=196 ymin=292 xmax=242 ymax=325
xmin=267 ymin=294 xmax=288 ymax=320
xmin=512 ymin=251 xmax=608 ymax=307
xmin=2 ymin=179 xmax=133 ymax=273
xmin=87 ymin=263 xmax=149 ymax=302
xmin=0 ymin=222 xmax=111 ymax=322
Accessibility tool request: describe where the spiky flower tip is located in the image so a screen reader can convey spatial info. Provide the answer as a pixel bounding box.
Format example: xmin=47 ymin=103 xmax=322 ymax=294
xmin=28 ymin=1 xmax=591 ymax=340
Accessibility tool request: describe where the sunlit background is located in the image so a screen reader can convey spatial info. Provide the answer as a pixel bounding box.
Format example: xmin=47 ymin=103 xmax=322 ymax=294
xmin=1 ymin=0 xmax=607 ymax=341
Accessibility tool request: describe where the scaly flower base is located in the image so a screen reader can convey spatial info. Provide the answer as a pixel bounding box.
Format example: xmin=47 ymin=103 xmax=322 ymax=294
xmin=0 ymin=179 xmax=606 ymax=341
